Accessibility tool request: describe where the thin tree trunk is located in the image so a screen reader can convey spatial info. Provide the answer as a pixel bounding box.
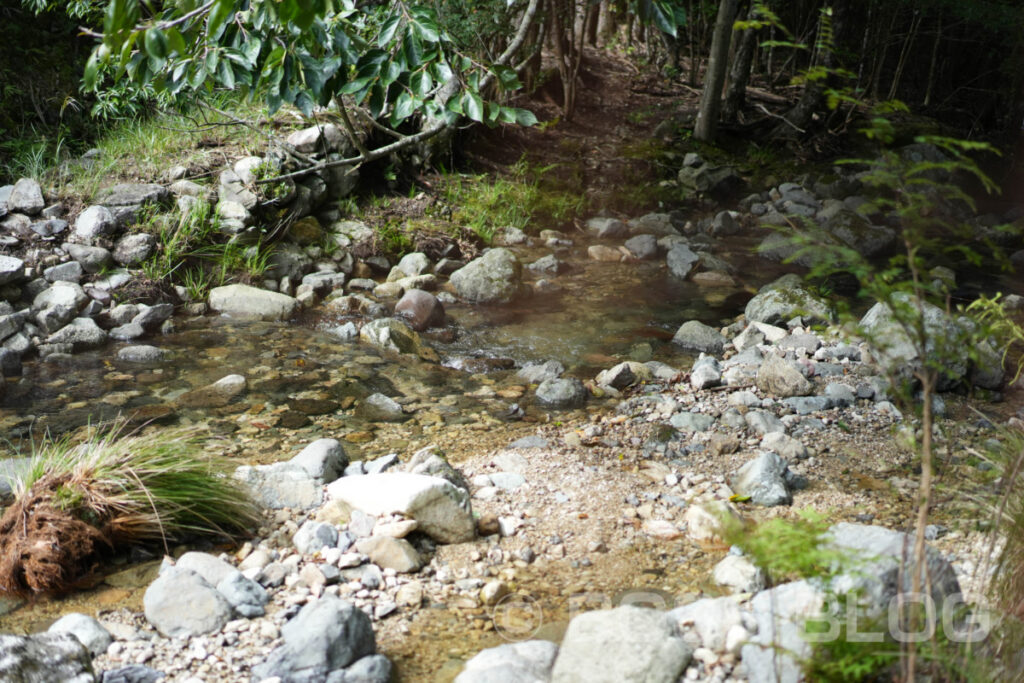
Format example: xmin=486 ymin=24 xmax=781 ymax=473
xmin=722 ymin=5 xmax=759 ymax=122
xmin=694 ymin=0 xmax=740 ymax=142
xmin=585 ymin=2 xmax=599 ymax=46
xmin=869 ymin=4 xmax=899 ymax=99
xmin=887 ymin=8 xmax=921 ymax=101
xmin=687 ymin=0 xmax=699 ymax=86
xmin=923 ymin=11 xmax=942 ymax=106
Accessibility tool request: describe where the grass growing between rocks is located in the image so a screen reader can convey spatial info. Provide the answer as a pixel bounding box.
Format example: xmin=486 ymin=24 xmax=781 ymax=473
xmin=0 ymin=423 xmax=259 ymax=595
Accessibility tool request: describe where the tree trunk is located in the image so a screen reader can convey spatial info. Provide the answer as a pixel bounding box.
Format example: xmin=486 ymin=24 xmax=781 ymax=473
xmin=687 ymin=0 xmax=699 ymax=86
xmin=923 ymin=11 xmax=941 ymax=107
xmin=722 ymin=5 xmax=758 ymax=122
xmin=694 ymin=0 xmax=740 ymax=142
xmin=888 ymin=8 xmax=921 ymax=101
xmin=585 ymin=2 xmax=600 ymax=46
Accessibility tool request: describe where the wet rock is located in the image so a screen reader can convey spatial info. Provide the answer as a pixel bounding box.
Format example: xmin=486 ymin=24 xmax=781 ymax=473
xmin=550 ymin=605 xmax=692 ymax=683
xmin=666 ymin=244 xmax=699 ymax=279
xmin=113 ymin=233 xmax=155 ymax=266
xmin=624 ymin=234 xmax=659 ymax=260
xmin=692 ymin=270 xmax=736 ymax=287
xmin=528 ymin=254 xmax=569 ymax=275
xmin=327 ymin=473 xmax=475 ymax=544
xmin=143 ymin=568 xmax=232 ymax=637
xmin=0 ymin=632 xmax=94 ymax=683
xmin=456 ymin=640 xmax=559 ymax=683
xmin=394 ymin=289 xmax=445 ymax=331
xmin=251 ymin=596 xmax=376 ymax=682
xmin=36 ymin=305 xmax=75 ymax=334
xmin=450 ymin=248 xmax=523 ymax=304
xmin=712 ymin=555 xmax=765 ymax=595
xmin=588 ymin=245 xmax=623 ymax=262
xmin=517 ymin=360 xmax=564 ymax=384
xmin=46 ymin=318 xmax=108 ymax=350
xmin=629 ymin=213 xmax=678 ymax=236
xmin=356 ymin=393 xmax=405 ymax=422
xmin=671 ymin=320 xmax=725 ymax=354
xmin=116 ymin=345 xmax=167 ymax=363
xmin=177 ymin=374 xmax=246 ymax=408
xmin=354 ymin=536 xmax=421 ymax=573
xmin=535 ymin=377 xmax=587 ymax=409
xmin=756 ymin=353 xmax=812 ymax=398
xmin=732 ymin=451 xmax=792 ymax=506
xmin=596 ymin=361 xmax=652 ymax=389
xmin=8 ymin=178 xmax=45 ymax=215
xmin=109 ymin=322 xmax=145 ymax=341
xmin=744 ymin=274 xmax=833 ymax=326
xmin=0 ymin=255 xmax=25 ymax=285
xmin=709 ymin=210 xmax=741 ymax=237
xmin=47 ymin=613 xmax=113 ymax=657
xmin=823 ymin=208 xmax=895 ymax=258
xmin=291 ymin=438 xmax=348 ymax=482
xmin=359 ymin=318 xmax=424 ymax=356
xmin=677 ymin=162 xmax=743 ymax=199
xmin=586 ymin=217 xmax=628 ymax=238
xmin=209 ymin=284 xmax=298 ymax=321
xmin=132 ymin=303 xmax=173 ymax=331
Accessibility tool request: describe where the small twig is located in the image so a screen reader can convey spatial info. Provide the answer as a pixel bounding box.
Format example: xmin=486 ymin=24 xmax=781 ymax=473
xmin=756 ymin=103 xmax=806 ymax=133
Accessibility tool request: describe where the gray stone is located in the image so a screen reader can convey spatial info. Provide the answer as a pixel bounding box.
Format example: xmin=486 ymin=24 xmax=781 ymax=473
xmin=743 ymin=580 xmax=825 ymax=683
xmin=143 ymin=568 xmax=232 ymax=637
xmin=450 ymin=248 xmax=523 ymax=304
xmin=456 ymin=640 xmax=559 ymax=683
xmin=116 ymin=345 xmax=167 ymax=363
xmin=535 ymin=378 xmax=587 ymax=409
xmin=109 ymin=322 xmax=145 ymax=341
xmin=8 ymin=178 xmax=45 ymax=215
xmin=629 ymin=213 xmax=678 ymax=236
xmin=287 ymin=123 xmax=347 ymax=154
xmin=823 ymin=382 xmax=856 ymax=407
xmin=776 ymin=333 xmax=822 ymax=352
xmin=294 ymin=520 xmax=340 ymax=554
xmin=517 ymin=360 xmax=564 ymax=384
xmin=527 ymin=254 xmax=569 ymax=275
xmin=113 ymin=233 xmax=155 ymax=266
xmin=34 ymin=281 xmax=88 ymax=311
xmin=550 ymin=605 xmax=692 ymax=683
xmin=732 ymin=451 xmax=792 ymax=506
xmin=65 ymin=244 xmax=112 ymax=274
xmin=74 ymin=206 xmax=117 ymax=241
xmin=712 ymin=555 xmax=765 ymax=595
xmin=359 ymin=318 xmax=423 ymax=355
xmin=356 ymin=393 xmax=405 ymax=422
xmin=677 ymin=163 xmax=743 ymax=199
xmin=709 ymin=211 xmax=740 ymax=237
xmin=596 ymin=361 xmax=652 ymax=389
xmin=508 ymin=436 xmax=550 ymax=450
xmin=760 ymin=432 xmax=807 ymax=460
xmin=252 ymin=596 xmax=376 ymax=682
xmin=291 ymin=438 xmax=348 ymax=482
xmin=234 ymin=463 xmax=322 ymax=510
xmin=745 ymin=410 xmax=785 ymax=435
xmin=132 ymin=303 xmax=174 ymax=330
xmin=585 ymin=217 xmax=628 ymax=239
xmin=405 ymin=446 xmax=469 ymax=491
xmin=216 ymin=570 xmax=269 ymax=618
xmin=46 ymin=317 xmax=107 ymax=350
xmin=47 ymin=613 xmax=113 ymax=657
xmin=327 ymin=473 xmax=475 ymax=544
xmin=0 ymin=254 xmax=24 ymax=285
xmin=0 ymin=633 xmax=94 ymax=683
xmin=744 ymin=274 xmax=833 ymax=326
xmin=332 ymin=654 xmax=392 ymax=683
xmin=99 ymin=665 xmax=164 ymax=683
xmin=670 ymin=412 xmax=716 ymax=432
xmin=666 ymin=244 xmax=699 ymax=279
xmin=672 ymin=320 xmax=725 ymax=354
xmin=624 ymin=234 xmax=659 ymax=260
xmin=667 ymin=596 xmax=744 ymax=652
xmin=330 ymin=322 xmax=359 ymax=341
xmin=97 ymin=183 xmax=169 ymax=209
xmin=36 ymin=305 xmax=76 ymax=334
xmin=690 ymin=354 xmax=721 ymax=390
xmin=824 ymin=209 xmax=895 ymax=258
xmin=365 ymin=453 xmax=400 ymax=474
xmin=354 ymin=536 xmax=421 ymax=573
xmin=174 ymin=552 xmax=237 ymax=586
xmin=209 ymin=284 xmax=297 ymax=321
xmin=756 ymin=353 xmax=812 ymax=398
xmin=780 ymin=396 xmax=833 ymax=415
xmin=43 ymin=261 xmax=83 ymax=283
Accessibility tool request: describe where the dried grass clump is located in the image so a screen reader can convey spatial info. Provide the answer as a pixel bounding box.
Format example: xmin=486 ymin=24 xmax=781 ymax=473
xmin=0 ymin=423 xmax=259 ymax=595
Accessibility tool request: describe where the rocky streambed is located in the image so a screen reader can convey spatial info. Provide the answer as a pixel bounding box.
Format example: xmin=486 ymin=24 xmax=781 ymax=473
xmin=1 ymin=139 xmax=1023 ymax=682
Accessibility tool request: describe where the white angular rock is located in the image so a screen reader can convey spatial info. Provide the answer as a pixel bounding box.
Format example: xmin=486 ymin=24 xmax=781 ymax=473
xmin=712 ymin=554 xmax=766 ymax=594
xmin=209 ymin=284 xmax=298 ymax=321
xmin=327 ymin=473 xmax=475 ymax=544
xmin=47 ymin=613 xmax=113 ymax=657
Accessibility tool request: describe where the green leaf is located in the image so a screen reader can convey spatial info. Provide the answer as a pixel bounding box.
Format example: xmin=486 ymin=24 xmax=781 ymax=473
xmin=218 ymin=59 xmax=235 ymax=90
xmin=410 ymin=70 xmax=432 ymax=97
xmin=391 ymin=91 xmax=415 ymax=126
xmin=378 ymin=14 xmax=401 ymax=47
xmin=446 ymin=93 xmax=463 ymax=115
xmin=464 ymin=92 xmax=483 ymax=122
xmin=144 ymin=28 xmax=168 ymax=59
xmin=514 ymin=108 xmax=538 ymax=126
xmin=486 ymin=101 xmax=500 ymax=123
xmin=84 ymin=51 xmax=100 ymax=90
xmin=403 ymin=32 xmax=423 ymax=68
xmin=340 ymin=76 xmax=374 ymax=95
xmin=295 ymin=91 xmax=315 ymax=116
xmin=207 ymin=0 xmax=234 ymax=41
xmin=492 ymin=65 xmax=520 ymax=91
xmin=243 ymin=40 xmax=262 ymax=65
xmin=369 ymin=83 xmax=385 ymax=117
xmin=166 ymin=28 xmax=187 ymax=57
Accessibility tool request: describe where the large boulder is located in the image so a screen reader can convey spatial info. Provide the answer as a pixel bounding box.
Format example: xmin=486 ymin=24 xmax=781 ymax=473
xmin=73 ymin=206 xmax=116 ymax=241
xmin=450 ymin=248 xmax=523 ymax=304
xmin=209 ymin=284 xmax=298 ymax=321
xmin=742 ymin=580 xmax=825 ymax=683
xmin=456 ymin=641 xmax=559 ymax=683
xmin=535 ymin=377 xmax=587 ymax=409
xmin=666 ymin=244 xmax=699 ymax=279
xmin=744 ymin=274 xmax=833 ymax=326
xmin=327 ymin=473 xmax=475 ymax=543
xmin=0 ymin=633 xmax=94 ymax=683
xmin=251 ymin=596 xmax=376 ymax=682
xmin=234 ymin=463 xmax=322 ymax=510
xmin=823 ymin=209 xmax=896 ymax=258
xmin=8 ymin=179 xmax=45 ymax=215
xmin=677 ymin=162 xmax=744 ymax=200
xmin=45 ymin=318 xmax=107 ymax=351
xmin=858 ymin=295 xmax=966 ymax=389
xmin=395 ymin=289 xmax=445 ymax=331
xmin=672 ymin=320 xmax=725 ymax=354
xmin=550 ymin=606 xmax=692 ymax=683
